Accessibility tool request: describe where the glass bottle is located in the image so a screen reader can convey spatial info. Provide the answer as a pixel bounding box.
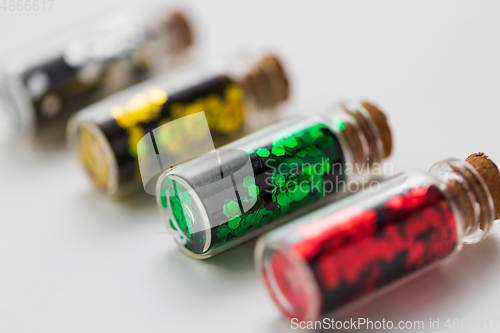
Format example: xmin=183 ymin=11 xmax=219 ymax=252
xmin=69 ymin=51 xmax=290 ymax=196
xmin=255 ymin=153 xmax=499 ymax=321
xmin=156 ymin=101 xmax=393 ymax=258
xmin=0 ymin=6 xmax=193 ymax=140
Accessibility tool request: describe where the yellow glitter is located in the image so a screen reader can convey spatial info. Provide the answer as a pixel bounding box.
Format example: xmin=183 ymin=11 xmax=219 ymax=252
xmin=78 ymin=124 xmax=111 ymax=191
xmin=112 ymin=86 xmax=167 ymax=128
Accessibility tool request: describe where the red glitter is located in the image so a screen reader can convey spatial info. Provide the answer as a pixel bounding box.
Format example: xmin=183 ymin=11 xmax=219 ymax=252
xmin=265 ymin=182 xmax=459 ymax=319
xmin=262 ymin=251 xmax=310 ymax=320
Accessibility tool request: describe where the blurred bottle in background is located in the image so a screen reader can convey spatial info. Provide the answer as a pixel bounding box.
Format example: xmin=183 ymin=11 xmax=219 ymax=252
xmin=0 ymin=5 xmax=194 ymax=142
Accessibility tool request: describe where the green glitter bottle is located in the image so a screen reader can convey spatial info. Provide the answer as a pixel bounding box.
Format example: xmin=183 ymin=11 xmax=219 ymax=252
xmin=156 ymin=100 xmax=393 ymax=258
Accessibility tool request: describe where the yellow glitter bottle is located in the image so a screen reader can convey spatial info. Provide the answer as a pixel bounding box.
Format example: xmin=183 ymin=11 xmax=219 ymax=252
xmin=68 ymin=52 xmax=290 ymax=196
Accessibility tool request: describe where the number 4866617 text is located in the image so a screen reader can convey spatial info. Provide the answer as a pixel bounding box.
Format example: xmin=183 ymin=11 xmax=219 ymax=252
xmin=1 ymin=0 xmax=55 ymax=11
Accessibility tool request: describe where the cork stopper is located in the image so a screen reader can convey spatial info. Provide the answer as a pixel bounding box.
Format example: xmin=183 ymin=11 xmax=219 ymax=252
xmin=361 ymin=101 xmax=393 ymax=158
xmin=163 ymin=11 xmax=194 ymax=53
xmin=260 ymin=55 xmax=290 ymax=103
xmin=466 ymin=153 xmax=500 ymax=220
xmin=238 ymin=53 xmax=290 ymax=110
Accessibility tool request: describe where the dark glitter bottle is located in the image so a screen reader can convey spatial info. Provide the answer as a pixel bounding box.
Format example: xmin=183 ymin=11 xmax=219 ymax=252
xmin=156 ymin=101 xmax=393 ymax=258
xmin=0 ymin=6 xmax=193 ymax=140
xmin=256 ymin=153 xmax=500 ymax=321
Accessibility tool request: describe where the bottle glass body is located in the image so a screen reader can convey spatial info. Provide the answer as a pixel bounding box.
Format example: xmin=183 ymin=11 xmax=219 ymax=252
xmin=69 ymin=52 xmax=289 ymax=196
xmin=256 ymin=159 xmax=495 ymax=321
xmin=0 ymin=6 xmax=193 ymax=139
xmin=156 ymin=101 xmax=388 ymax=258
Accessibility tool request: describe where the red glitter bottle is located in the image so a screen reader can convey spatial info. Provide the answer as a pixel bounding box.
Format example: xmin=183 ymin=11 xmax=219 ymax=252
xmin=256 ymin=153 xmax=500 ymax=321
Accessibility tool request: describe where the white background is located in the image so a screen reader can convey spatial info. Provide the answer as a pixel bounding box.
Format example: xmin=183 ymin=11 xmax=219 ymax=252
xmin=1 ymin=1 xmax=500 ymax=332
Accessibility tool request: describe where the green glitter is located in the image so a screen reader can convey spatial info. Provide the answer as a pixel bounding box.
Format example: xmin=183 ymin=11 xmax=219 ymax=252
xmin=223 ymin=200 xmax=240 ymax=218
xmin=248 ymin=184 xmax=259 ymax=198
xmin=291 ymin=183 xmax=310 ymax=201
xmin=256 ymin=148 xmax=271 ymax=157
xmin=183 ymin=191 xmax=192 ymax=205
xmin=167 ymin=180 xmax=199 ymax=243
xmin=297 ymin=149 xmax=308 ymax=157
xmin=300 ymin=133 xmax=315 ymax=144
xmin=323 ymin=159 xmax=332 ymax=173
xmin=169 ymin=219 xmax=176 ymax=231
xmin=217 ymin=226 xmax=230 ymax=238
xmin=228 ymin=216 xmax=241 ymax=229
xmin=175 ymin=183 xmax=184 ymax=196
xmin=271 ymin=189 xmax=278 ymax=202
xmin=332 ymin=118 xmax=347 ymax=131
xmin=284 ymin=136 xmax=298 ymax=148
xmin=272 ymin=145 xmax=286 ymax=156
xmin=160 ymin=187 xmax=168 ymax=208
xmin=179 ymin=121 xmax=346 ymax=254
xmin=170 ymin=195 xmax=192 ymax=239
xmin=273 ymin=174 xmax=286 ymax=187
xmin=230 ymin=123 xmax=342 ymax=235
xmin=303 ymin=164 xmax=314 ymax=176
xmin=309 ymin=126 xmax=324 ymax=139
xmin=243 ymin=176 xmax=255 ymax=188
xmin=277 ymin=191 xmax=292 ymax=206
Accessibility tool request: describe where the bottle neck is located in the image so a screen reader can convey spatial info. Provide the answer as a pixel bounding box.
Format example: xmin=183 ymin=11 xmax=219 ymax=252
xmin=429 ymin=159 xmax=495 ymax=244
xmin=146 ymin=7 xmax=193 ymax=55
xmin=228 ymin=52 xmax=289 ymax=111
xmin=158 ymin=11 xmax=194 ymax=54
xmin=324 ymin=101 xmax=388 ymax=172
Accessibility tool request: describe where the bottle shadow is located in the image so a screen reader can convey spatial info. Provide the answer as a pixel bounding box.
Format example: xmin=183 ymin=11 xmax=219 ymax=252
xmin=75 ymin=189 xmax=159 ymax=229
xmin=1 ymin=130 xmax=68 ymax=160
xmin=159 ymin=238 xmax=258 ymax=300
xmin=165 ymin=237 xmax=257 ymax=274
xmin=30 ymin=128 xmax=68 ymax=151
xmin=112 ymin=190 xmax=159 ymax=211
